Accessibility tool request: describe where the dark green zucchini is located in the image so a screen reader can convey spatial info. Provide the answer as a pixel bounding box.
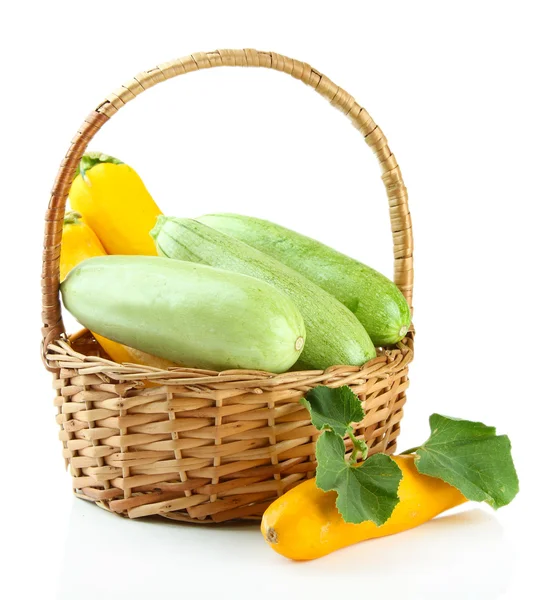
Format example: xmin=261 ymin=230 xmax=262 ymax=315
xmin=197 ymin=214 xmax=411 ymax=345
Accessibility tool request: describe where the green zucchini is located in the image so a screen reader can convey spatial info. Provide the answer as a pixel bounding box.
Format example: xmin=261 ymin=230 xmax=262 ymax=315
xmin=151 ymin=217 xmax=376 ymax=370
xmin=196 ymin=214 xmax=411 ymax=346
xmin=61 ymin=255 xmax=306 ymax=372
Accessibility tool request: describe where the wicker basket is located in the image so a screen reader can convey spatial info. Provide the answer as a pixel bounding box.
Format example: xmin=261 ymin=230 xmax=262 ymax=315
xmin=41 ymin=49 xmax=414 ymax=524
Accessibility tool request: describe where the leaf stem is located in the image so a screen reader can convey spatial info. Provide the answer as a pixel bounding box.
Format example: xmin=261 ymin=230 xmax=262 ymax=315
xmin=348 ymin=430 xmax=369 ymax=462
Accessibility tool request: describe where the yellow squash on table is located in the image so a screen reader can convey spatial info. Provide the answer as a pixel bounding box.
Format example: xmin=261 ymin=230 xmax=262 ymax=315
xmin=261 ymin=454 xmax=466 ymax=560
xmin=60 ymin=210 xmax=175 ymax=370
xmin=69 ymin=152 xmax=162 ymax=255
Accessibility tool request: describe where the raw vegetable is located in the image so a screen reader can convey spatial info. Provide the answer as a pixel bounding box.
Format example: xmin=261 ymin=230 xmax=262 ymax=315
xmin=61 ymin=255 xmax=306 ymax=372
xmin=197 ymin=213 xmax=411 ymax=345
xmin=69 ymin=152 xmax=162 ymax=255
xmin=60 ymin=211 xmax=106 ymax=281
xmin=261 ymin=385 xmax=519 ymax=560
xmin=60 ymin=211 xmax=172 ymax=368
xmin=151 ymin=217 xmax=376 ymax=370
xmin=92 ymin=333 xmax=176 ymax=370
xmin=261 ymin=455 xmax=466 ymax=561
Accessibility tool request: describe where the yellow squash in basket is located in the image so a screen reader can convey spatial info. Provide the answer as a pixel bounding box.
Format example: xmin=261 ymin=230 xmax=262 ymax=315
xmin=69 ymin=152 xmax=162 ymax=255
xmin=261 ymin=454 xmax=467 ymax=560
xmin=60 ymin=211 xmax=175 ymax=370
xmin=60 ymin=211 xmax=106 ymax=281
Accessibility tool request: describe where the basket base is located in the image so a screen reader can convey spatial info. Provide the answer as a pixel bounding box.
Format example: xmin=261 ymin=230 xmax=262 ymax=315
xmin=47 ymin=330 xmax=413 ymax=523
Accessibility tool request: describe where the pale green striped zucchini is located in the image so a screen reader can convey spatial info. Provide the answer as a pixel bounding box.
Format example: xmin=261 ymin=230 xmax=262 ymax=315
xmin=61 ymin=255 xmax=306 ymax=372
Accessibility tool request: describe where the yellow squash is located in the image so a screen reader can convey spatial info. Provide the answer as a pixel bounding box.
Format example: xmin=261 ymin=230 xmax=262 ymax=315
xmin=60 ymin=211 xmax=175 ymax=370
xmin=60 ymin=210 xmax=106 ymax=281
xmin=261 ymin=454 xmax=467 ymax=560
xmin=92 ymin=334 xmax=176 ymax=370
xmin=69 ymin=152 xmax=162 ymax=255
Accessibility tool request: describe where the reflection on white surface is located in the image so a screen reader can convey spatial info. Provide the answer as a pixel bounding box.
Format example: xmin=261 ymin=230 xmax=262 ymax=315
xmin=58 ymin=500 xmax=513 ymax=600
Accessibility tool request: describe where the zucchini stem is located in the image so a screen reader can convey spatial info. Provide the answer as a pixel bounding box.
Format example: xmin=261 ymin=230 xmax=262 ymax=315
xmin=63 ymin=210 xmax=83 ymax=226
xmin=266 ymin=527 xmax=278 ymax=544
xmin=74 ymin=151 xmax=123 ymax=181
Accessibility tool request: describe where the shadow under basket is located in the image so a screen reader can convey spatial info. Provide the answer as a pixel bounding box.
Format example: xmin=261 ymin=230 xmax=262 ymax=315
xmin=41 ymin=49 xmax=414 ymax=524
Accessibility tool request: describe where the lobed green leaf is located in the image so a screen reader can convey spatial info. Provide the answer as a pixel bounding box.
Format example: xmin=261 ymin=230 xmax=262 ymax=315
xmin=302 ymin=385 xmax=365 ymax=437
xmin=412 ymin=414 xmax=519 ymax=509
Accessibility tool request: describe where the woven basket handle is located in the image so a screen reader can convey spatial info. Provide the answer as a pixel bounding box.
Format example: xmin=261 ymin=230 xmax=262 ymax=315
xmin=41 ymin=49 xmax=414 ymax=363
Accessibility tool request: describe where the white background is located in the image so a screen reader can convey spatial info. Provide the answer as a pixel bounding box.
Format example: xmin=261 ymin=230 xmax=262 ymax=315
xmin=1 ymin=1 xmax=556 ymax=598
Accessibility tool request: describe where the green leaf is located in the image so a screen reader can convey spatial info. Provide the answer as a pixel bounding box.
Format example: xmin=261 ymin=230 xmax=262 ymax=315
xmin=412 ymin=414 xmax=519 ymax=509
xmin=315 ymin=431 xmax=402 ymax=525
xmin=301 ymin=385 xmax=365 ymax=437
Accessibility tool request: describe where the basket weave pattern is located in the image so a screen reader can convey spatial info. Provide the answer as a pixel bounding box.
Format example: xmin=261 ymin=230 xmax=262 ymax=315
xmin=42 ymin=49 xmax=414 ymax=523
